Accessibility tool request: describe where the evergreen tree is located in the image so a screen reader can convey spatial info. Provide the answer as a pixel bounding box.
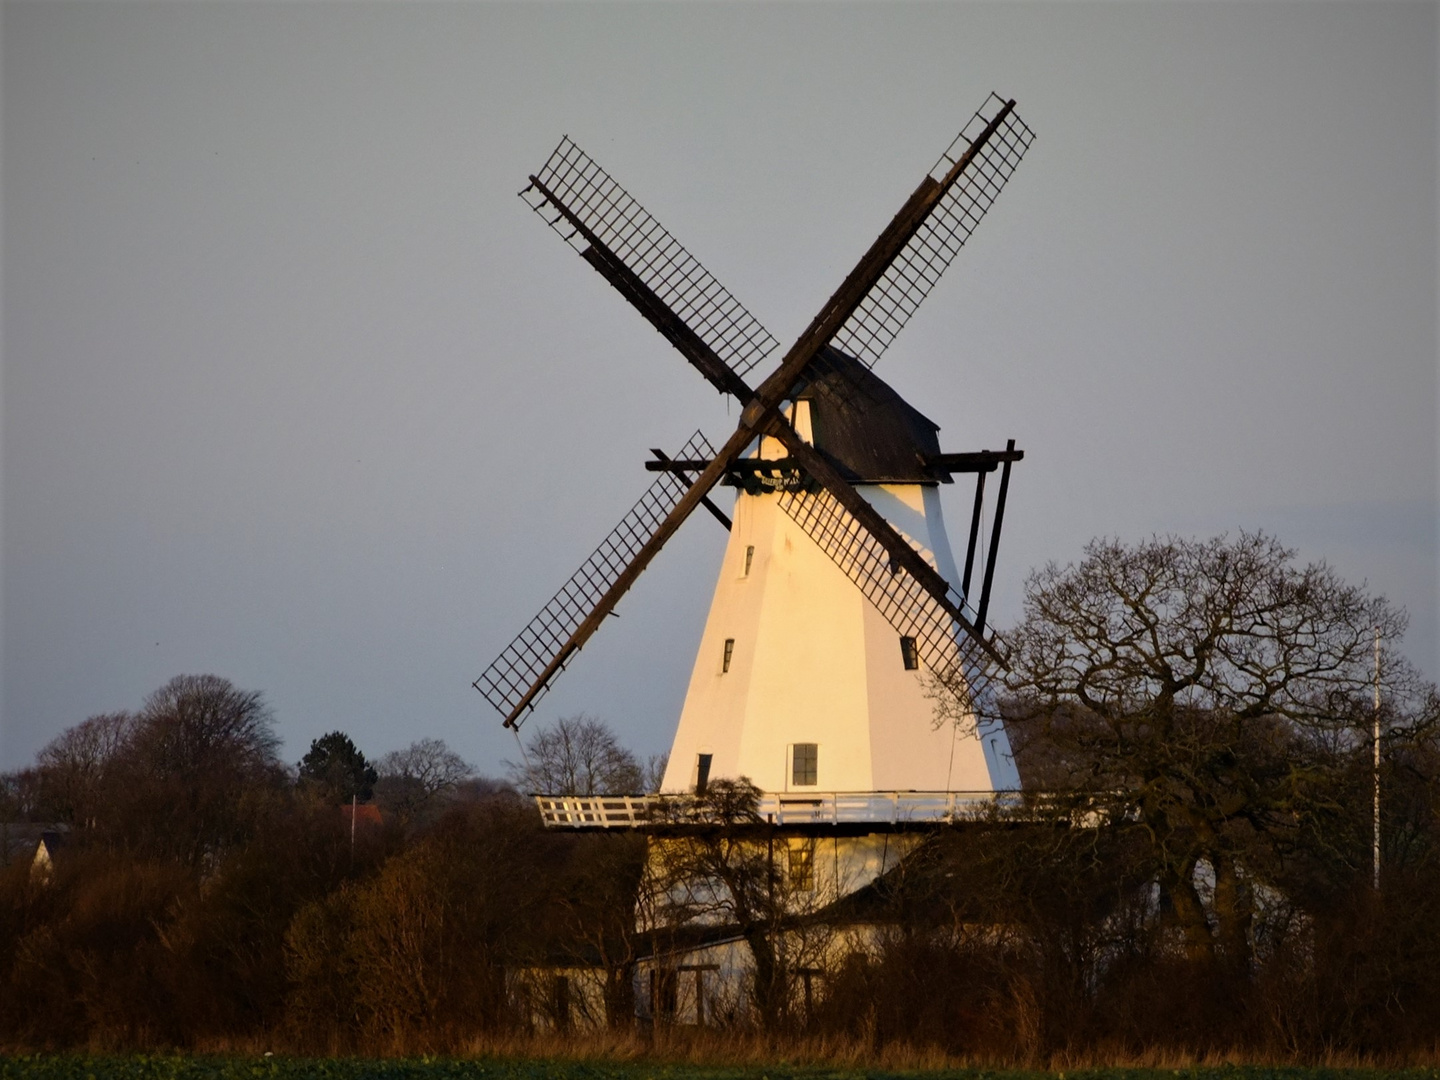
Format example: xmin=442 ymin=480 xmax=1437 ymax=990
xmin=298 ymin=731 xmax=377 ymax=804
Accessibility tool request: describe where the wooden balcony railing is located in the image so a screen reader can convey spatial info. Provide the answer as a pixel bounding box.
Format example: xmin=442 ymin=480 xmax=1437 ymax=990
xmin=533 ymin=790 xmax=1027 ymax=829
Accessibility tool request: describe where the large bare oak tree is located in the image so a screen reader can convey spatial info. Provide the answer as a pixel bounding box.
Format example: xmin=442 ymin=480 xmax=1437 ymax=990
xmin=935 ymin=533 xmax=1438 ymax=966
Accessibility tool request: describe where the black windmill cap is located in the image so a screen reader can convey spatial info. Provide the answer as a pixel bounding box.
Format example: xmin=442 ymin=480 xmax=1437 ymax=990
xmin=793 ymin=346 xmax=943 ymax=485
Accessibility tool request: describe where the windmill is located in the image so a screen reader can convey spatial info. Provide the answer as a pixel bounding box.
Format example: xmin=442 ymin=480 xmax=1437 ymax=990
xmin=477 ymin=94 xmax=1034 ymax=821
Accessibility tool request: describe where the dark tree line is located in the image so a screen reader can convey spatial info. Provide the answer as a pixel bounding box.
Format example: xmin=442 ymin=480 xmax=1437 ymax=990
xmin=0 ymin=675 xmax=648 ymax=1053
xmin=1 ymin=533 xmax=1437 ymax=1062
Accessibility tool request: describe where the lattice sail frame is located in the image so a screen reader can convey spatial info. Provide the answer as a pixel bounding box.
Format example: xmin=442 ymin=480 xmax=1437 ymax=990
xmin=474 ymin=431 xmax=719 ymax=724
xmin=773 ymin=485 xmax=990 ymax=718
xmin=829 ymin=94 xmax=1035 ymax=369
xmin=522 ymin=138 xmax=779 ymax=381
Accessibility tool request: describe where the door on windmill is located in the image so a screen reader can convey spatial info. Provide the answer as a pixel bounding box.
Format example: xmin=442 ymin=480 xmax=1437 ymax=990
xmin=791 ymin=743 xmax=818 ymax=787
xmin=694 ymin=753 xmax=713 ymax=794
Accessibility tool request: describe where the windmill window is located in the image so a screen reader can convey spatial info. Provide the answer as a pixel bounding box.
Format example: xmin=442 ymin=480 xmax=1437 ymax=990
xmin=792 ymin=743 xmax=818 ymax=787
xmin=722 ymin=638 xmax=735 ymax=673
xmin=743 ymin=545 xmax=755 ymax=576
xmin=788 ymin=838 xmax=815 ymax=891
xmin=900 ymin=636 xmax=919 ymax=670
xmin=695 ymin=753 xmax=712 ymax=794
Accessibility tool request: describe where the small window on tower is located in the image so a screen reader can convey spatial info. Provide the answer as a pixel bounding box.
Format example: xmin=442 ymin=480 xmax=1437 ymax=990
xmin=695 ymin=753 xmax=712 ymax=795
xmin=900 ymin=636 xmax=919 ymax=670
xmin=722 ymin=638 xmax=735 ymax=673
xmin=792 ymin=743 xmax=818 ymax=787
xmin=744 ymin=545 xmax=755 ymax=576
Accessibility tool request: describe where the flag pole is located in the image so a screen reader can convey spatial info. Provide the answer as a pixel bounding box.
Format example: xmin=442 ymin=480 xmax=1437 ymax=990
xmin=1373 ymin=624 xmax=1381 ymax=891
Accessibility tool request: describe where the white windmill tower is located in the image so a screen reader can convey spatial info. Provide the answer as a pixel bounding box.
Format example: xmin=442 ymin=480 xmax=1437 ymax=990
xmin=660 ymin=351 xmax=1021 ymax=804
xmin=476 ymin=94 xmax=1034 ymax=821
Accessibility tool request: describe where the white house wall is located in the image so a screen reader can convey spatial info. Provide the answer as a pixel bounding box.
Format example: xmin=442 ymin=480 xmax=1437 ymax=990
xmin=641 ymin=832 xmax=925 ymax=932
xmin=636 ymin=913 xmax=902 ymax=1026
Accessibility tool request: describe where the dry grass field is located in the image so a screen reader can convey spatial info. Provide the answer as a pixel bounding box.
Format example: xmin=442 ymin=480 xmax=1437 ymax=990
xmin=5 ymin=1056 xmax=1440 ymax=1080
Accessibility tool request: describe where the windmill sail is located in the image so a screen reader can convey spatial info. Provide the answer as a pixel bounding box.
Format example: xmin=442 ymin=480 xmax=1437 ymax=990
xmin=828 ymin=94 xmax=1034 ymax=370
xmin=475 ymin=430 xmax=719 ymax=727
xmin=486 ymin=98 xmax=1032 ymax=729
xmin=522 ymin=137 xmax=778 ymax=388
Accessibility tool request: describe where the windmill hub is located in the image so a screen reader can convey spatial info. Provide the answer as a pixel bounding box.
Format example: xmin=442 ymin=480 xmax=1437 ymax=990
xmin=738 ymin=398 xmax=769 ymax=433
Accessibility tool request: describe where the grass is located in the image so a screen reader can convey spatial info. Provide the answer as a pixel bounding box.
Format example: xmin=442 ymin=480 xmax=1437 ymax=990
xmin=5 ymin=1058 xmax=1440 ymax=1080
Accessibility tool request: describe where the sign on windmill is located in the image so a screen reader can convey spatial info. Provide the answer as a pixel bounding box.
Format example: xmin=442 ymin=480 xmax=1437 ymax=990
xmin=477 ymin=94 xmax=1035 ymax=827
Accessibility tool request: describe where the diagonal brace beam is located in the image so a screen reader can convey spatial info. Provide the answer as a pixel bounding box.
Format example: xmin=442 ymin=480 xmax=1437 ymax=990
xmin=651 ymin=448 xmax=732 ymax=530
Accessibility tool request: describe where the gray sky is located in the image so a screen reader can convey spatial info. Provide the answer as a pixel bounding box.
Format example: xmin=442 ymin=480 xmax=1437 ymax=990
xmin=4 ymin=1 xmax=1436 ymax=776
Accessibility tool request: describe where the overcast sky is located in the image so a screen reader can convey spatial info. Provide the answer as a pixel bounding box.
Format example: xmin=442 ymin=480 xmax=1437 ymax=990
xmin=4 ymin=1 xmax=1436 ymax=776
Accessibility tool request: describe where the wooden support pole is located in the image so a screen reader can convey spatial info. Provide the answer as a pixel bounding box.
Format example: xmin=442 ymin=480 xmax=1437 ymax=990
xmin=976 ymin=438 xmax=1016 ymax=634
xmin=962 ymin=470 xmax=986 ymax=601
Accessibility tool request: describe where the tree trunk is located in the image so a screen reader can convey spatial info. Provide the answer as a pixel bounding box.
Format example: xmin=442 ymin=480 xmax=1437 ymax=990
xmin=1211 ymin=850 xmax=1252 ymax=971
xmin=1164 ymin=859 xmax=1215 ymax=962
xmin=743 ymin=924 xmax=786 ymax=1031
xmin=604 ymin=960 xmax=635 ymax=1029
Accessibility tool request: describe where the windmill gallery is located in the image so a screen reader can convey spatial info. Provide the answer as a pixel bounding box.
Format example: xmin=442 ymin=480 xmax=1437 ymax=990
xmin=475 ymin=95 xmax=1035 ymax=1028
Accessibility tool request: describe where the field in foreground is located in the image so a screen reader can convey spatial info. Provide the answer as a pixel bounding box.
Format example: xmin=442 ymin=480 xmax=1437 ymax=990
xmin=5 ymin=1062 xmax=1440 ymax=1080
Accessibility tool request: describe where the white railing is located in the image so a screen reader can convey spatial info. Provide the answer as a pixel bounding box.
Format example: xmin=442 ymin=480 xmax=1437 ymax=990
xmin=534 ymin=794 xmax=655 ymax=827
xmin=760 ymin=790 xmax=1020 ymax=825
xmin=533 ymin=790 xmax=1023 ymax=829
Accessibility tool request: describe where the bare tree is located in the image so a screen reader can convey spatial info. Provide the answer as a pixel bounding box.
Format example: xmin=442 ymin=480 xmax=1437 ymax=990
xmin=375 ymin=738 xmax=474 ymax=821
xmin=133 ymin=675 xmax=282 ymax=777
xmin=507 ymin=715 xmax=643 ymax=796
xmin=642 ymin=751 xmax=670 ymax=794
xmin=645 ymin=778 xmax=834 ymax=1030
xmin=111 ymin=674 xmax=286 ymax=864
xmin=545 ymin=832 xmax=648 ymax=1028
xmin=34 ymin=712 xmax=132 ymax=829
xmin=934 ymin=532 xmax=1436 ymax=967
